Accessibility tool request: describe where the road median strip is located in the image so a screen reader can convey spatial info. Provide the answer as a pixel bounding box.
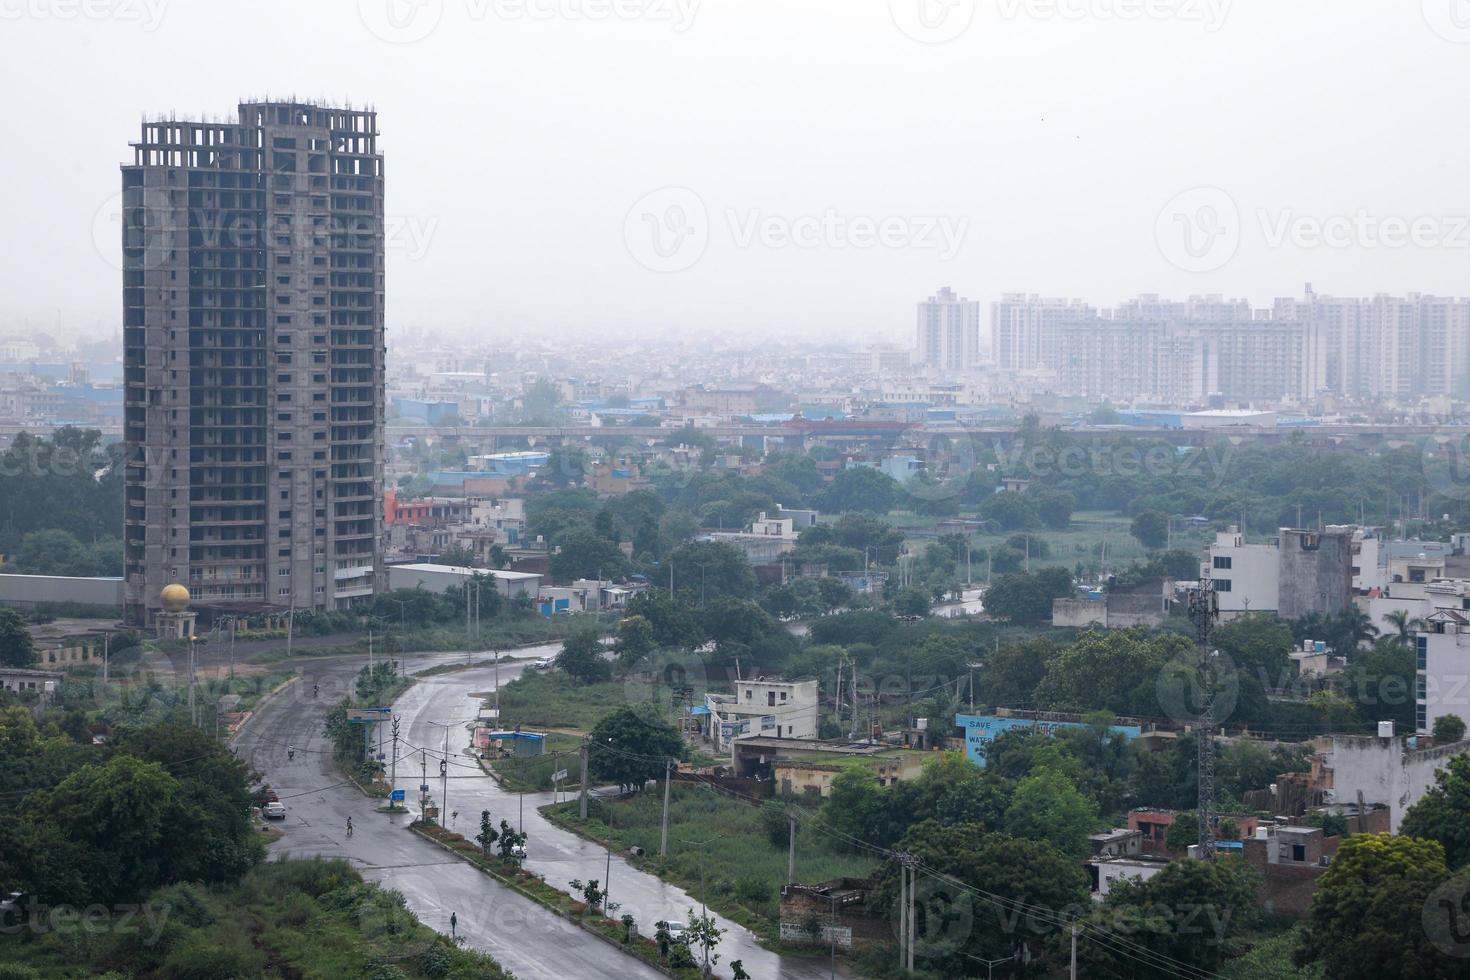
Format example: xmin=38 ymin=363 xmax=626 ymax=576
xmin=408 ymin=822 xmax=701 ymax=979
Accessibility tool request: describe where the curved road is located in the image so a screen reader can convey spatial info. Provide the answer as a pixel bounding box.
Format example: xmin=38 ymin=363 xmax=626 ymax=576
xmin=235 ymin=645 xmax=666 ymax=980
xmin=392 ymin=662 xmax=849 ymax=980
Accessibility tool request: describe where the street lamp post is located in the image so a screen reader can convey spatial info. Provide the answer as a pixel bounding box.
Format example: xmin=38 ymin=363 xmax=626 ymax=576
xmin=679 ymin=835 xmax=722 ymax=974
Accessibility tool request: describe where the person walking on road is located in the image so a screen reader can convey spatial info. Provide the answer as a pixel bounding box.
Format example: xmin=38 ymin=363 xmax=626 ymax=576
xmin=450 ymin=912 xmax=457 ymax=939
xmin=346 ymin=816 xmax=353 ymax=837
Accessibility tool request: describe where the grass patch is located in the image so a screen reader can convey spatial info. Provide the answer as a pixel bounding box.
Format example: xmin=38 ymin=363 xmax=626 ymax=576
xmin=495 ymin=670 xmax=643 ymax=733
xmin=0 ymin=857 xmax=512 ymax=979
xmin=486 ymin=732 xmax=585 ymax=792
xmin=543 ymin=784 xmax=879 ymax=940
xmin=413 ymin=823 xmax=702 ymax=979
xmin=413 ymin=656 xmax=524 ymax=679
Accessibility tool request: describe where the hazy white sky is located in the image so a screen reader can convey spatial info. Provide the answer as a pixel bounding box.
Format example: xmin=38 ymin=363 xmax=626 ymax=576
xmin=2 ymin=0 xmax=1469 ymax=342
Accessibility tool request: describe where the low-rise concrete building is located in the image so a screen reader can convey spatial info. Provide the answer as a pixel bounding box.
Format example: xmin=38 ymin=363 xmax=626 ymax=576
xmin=1053 ymin=579 xmax=1173 ymax=629
xmin=385 ymin=563 xmax=542 ymax=599
xmin=0 ymin=573 xmax=124 ymax=612
xmin=773 ymin=749 xmax=927 ymax=799
xmin=1093 ymin=856 xmax=1170 ymax=898
xmin=1320 ymin=729 xmax=1470 ymax=832
xmin=707 ymin=677 xmax=819 ymax=751
xmin=0 ymin=666 xmax=63 ymax=695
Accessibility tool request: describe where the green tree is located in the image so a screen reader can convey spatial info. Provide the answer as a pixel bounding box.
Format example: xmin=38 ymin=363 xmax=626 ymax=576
xmin=1034 ymin=628 xmax=1193 ymax=717
xmin=981 ymin=567 xmax=1073 ymax=625
xmin=1296 ymin=834 xmax=1459 ymax=979
xmin=891 ymin=587 xmax=930 ymax=617
xmin=1433 ymin=714 xmax=1467 ymax=744
xmin=815 ymin=576 xmax=853 ymax=611
xmin=1080 ymin=857 xmax=1260 ymax=978
xmin=437 ymin=544 xmax=479 ymax=569
xmin=1165 ymin=812 xmax=1200 ymax=851
xmin=871 ymin=821 xmax=1089 ymax=968
xmin=1401 ymin=752 xmax=1470 ymax=870
xmin=586 ymin=707 xmax=683 ymax=792
xmin=477 ymin=809 xmax=499 ymax=856
xmin=549 ymin=526 xmax=627 ymax=581
xmin=1383 ymin=609 xmax=1426 ymax=643
xmin=538 ymin=446 xmax=590 ymax=489
xmin=666 ymin=541 xmax=755 ymax=600
xmin=613 ymin=615 xmax=656 ymax=667
xmin=15 ymin=754 xmax=179 ymax=904
xmin=1131 ymin=510 xmax=1169 ymax=549
xmin=814 ymin=466 xmax=899 ymax=514
xmin=1029 ymin=488 xmax=1075 ymax=530
xmin=977 ymin=491 xmax=1039 ymax=531
xmin=556 ymin=629 xmax=611 ymax=684
xmin=1003 ymin=767 xmax=1100 ymax=858
xmin=624 ymin=589 xmax=705 ymax=649
xmin=0 ymin=608 xmax=37 ymax=667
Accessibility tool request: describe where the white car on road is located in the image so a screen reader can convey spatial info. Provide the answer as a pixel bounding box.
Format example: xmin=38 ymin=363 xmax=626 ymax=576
xmin=262 ymin=801 xmax=286 ymax=820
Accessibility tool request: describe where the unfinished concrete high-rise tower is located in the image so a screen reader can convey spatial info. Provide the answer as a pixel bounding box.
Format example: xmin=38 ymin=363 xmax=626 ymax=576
xmin=121 ymin=100 xmax=384 ymax=627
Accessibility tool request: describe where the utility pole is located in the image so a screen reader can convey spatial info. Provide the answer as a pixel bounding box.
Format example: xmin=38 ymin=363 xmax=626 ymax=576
xmin=441 ymin=724 xmax=450 ymax=827
xmin=680 ymin=836 xmax=720 ymax=975
xmin=660 ymin=759 xmax=672 ymax=857
xmin=1070 ymin=920 xmax=1078 ymax=980
xmin=187 ymin=635 xmax=197 ymax=727
xmin=787 ymin=810 xmax=797 ymax=883
xmin=1189 ymin=581 xmax=1220 ymax=861
xmin=420 ymin=749 xmax=428 ymax=819
xmin=897 ymin=853 xmax=907 ymax=971
xmin=390 ymin=716 xmax=401 ymax=805
xmin=579 ymin=737 xmax=589 ymax=820
xmin=899 ymin=858 xmax=911 ymax=975
xmin=603 ymin=797 xmax=614 ymax=912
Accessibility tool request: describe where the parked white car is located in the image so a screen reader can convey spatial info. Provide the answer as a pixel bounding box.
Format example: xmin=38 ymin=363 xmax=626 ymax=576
xmin=262 ymin=801 xmax=286 ymax=820
xmin=531 ymin=657 xmax=555 ymax=671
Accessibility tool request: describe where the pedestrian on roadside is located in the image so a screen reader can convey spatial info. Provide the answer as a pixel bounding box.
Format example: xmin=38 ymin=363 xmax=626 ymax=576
xmin=450 ymin=911 xmax=457 ymax=938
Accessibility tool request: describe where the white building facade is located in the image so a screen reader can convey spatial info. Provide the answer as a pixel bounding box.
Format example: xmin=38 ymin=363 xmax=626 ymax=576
xmin=707 ymin=678 xmax=820 ymax=752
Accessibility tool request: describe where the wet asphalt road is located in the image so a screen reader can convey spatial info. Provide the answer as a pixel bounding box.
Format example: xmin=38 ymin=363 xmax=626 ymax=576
xmin=235 ymin=646 xmax=665 ymax=980
xmin=392 ymin=661 xmax=849 ymax=980
xmin=237 ymin=645 xmax=847 ymax=979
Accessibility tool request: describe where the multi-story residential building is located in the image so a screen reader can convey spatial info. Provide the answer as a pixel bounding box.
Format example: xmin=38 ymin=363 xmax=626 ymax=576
xmin=122 ymin=101 xmax=385 ymax=626
xmin=916 ymin=287 xmax=981 ymax=372
xmin=1202 ymin=526 xmax=1281 ymax=617
xmin=1278 ymin=527 xmax=1356 ymax=621
xmin=1202 ymin=526 xmax=1354 ymax=621
xmin=992 ymin=287 xmax=1470 ymax=404
xmin=991 ymin=294 xmax=1094 ymax=373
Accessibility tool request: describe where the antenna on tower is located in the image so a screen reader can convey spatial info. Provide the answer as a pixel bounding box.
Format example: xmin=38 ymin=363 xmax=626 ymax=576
xmin=1188 ymin=580 xmax=1220 ymax=862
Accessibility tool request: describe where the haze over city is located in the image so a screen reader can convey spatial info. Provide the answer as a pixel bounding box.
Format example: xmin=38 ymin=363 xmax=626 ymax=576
xmin=8 ymin=4 xmax=1470 ymax=980
xmin=5 ymin=1 xmax=1470 ymax=340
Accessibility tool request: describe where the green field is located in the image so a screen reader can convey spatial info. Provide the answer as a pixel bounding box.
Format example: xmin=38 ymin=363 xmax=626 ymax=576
xmin=899 ymin=509 xmax=1211 ymax=575
xmin=544 ymin=784 xmax=878 ymax=937
xmin=495 ymin=670 xmax=662 ymax=733
xmin=488 ymin=731 xmax=585 ymax=792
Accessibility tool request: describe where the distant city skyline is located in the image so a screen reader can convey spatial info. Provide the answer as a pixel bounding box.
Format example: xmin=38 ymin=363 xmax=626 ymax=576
xmin=3 ymin=4 xmax=1470 ymax=338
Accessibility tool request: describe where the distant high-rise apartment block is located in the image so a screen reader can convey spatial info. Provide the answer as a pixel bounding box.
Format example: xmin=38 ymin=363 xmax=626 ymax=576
xmin=916 ymin=287 xmax=981 ymax=372
xmin=122 ymin=100 xmax=385 ymax=626
xmin=992 ymin=287 xmax=1470 ymax=405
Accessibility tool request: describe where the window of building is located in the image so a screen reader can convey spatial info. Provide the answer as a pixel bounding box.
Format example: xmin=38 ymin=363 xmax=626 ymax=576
xmin=1215 ymin=579 xmax=1232 ymax=592
xmin=1213 ymin=556 xmax=1232 ymax=570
